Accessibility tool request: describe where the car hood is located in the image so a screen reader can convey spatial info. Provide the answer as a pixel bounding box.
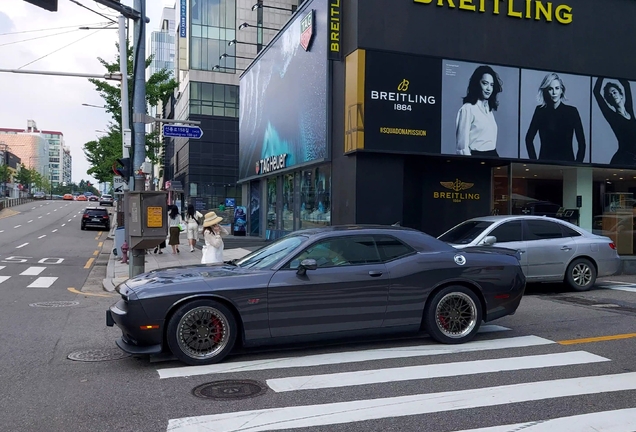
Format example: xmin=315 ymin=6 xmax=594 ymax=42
xmin=119 ymin=264 xmax=271 ymax=298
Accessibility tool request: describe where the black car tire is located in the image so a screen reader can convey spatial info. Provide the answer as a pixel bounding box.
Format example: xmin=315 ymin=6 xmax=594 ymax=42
xmin=81 ymin=224 xmax=86 ymax=230
xmin=167 ymin=299 xmax=237 ymax=365
xmin=424 ymin=285 xmax=482 ymax=344
xmin=565 ymin=258 xmax=596 ymax=292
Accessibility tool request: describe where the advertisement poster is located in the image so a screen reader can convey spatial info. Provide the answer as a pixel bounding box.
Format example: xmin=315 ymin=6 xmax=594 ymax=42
xmin=233 ymin=206 xmax=247 ymax=234
xmin=591 ymin=77 xmax=636 ymax=166
xmin=441 ymin=60 xmax=520 ymax=159
xmin=249 ymin=182 xmax=260 ymax=236
xmin=364 ymin=51 xmax=442 ymax=154
xmin=520 ymin=69 xmax=591 ymax=163
xmin=238 ymin=0 xmax=328 ymax=181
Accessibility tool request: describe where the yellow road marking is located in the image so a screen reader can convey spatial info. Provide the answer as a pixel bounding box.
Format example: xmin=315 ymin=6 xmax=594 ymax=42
xmin=98 ymin=242 xmax=103 ymax=247
xmin=67 ymin=287 xmax=116 ymax=298
xmin=84 ymin=258 xmax=95 ymax=269
xmin=558 ymin=333 xmax=636 ymax=345
xmin=93 ymin=250 xmax=99 ymax=256
xmin=95 ymin=234 xmax=100 ymax=240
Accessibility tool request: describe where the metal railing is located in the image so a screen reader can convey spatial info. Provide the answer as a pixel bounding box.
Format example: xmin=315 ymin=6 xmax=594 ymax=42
xmin=0 ymin=198 xmax=32 ymax=211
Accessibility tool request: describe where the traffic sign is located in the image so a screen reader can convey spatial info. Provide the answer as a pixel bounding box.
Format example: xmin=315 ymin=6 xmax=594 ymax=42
xmin=162 ymin=125 xmax=203 ymax=139
xmin=113 ymin=175 xmax=127 ymax=195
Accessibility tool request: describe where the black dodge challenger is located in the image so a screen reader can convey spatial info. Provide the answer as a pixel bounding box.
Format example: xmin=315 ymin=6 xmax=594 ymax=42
xmin=107 ymin=225 xmax=525 ymax=365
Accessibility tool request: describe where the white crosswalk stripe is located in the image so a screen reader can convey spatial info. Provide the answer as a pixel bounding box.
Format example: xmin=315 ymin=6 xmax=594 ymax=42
xmin=20 ymin=267 xmax=46 ymax=276
xmin=27 ymin=277 xmax=57 ymax=288
xmin=159 ymin=327 xmax=636 ymax=432
xmin=0 ymin=276 xmax=9 ymax=285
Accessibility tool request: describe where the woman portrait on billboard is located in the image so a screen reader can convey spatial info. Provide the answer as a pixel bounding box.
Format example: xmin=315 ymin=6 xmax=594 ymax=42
xmin=525 ymin=72 xmax=586 ymax=162
xmin=455 ymin=65 xmax=503 ymax=157
xmin=593 ymin=77 xmax=636 ymax=165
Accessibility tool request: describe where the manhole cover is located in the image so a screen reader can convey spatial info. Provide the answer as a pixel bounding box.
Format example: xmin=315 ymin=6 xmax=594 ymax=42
xmin=193 ymin=380 xmax=268 ymax=400
xmin=67 ymin=349 xmax=130 ymax=362
xmin=29 ymin=301 xmax=80 ymax=308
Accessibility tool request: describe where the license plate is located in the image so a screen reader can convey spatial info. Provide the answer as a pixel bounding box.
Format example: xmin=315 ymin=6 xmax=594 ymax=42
xmin=92 ymin=218 xmax=100 ymax=222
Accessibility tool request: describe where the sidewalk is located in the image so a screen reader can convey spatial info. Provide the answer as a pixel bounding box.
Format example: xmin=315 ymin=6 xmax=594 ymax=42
xmin=102 ymin=229 xmax=255 ymax=292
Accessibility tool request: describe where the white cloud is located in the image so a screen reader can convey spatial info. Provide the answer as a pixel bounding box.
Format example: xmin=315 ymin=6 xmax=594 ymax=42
xmin=0 ymin=0 xmax=173 ymax=186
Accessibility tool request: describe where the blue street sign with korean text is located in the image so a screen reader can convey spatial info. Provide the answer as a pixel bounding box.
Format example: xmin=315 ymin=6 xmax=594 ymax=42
xmin=180 ymin=0 xmax=187 ymax=38
xmin=163 ymin=125 xmax=203 ymax=139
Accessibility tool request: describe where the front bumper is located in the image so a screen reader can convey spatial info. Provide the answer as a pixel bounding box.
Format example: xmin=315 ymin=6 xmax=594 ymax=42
xmin=106 ymin=299 xmax=164 ymax=355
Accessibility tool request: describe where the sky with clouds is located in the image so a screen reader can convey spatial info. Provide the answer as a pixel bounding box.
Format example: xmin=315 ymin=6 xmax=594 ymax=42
xmin=0 ymin=0 xmax=174 ymax=186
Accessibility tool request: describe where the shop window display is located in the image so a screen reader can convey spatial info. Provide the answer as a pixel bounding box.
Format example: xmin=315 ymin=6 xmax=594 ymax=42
xmin=300 ymin=165 xmax=331 ymax=228
xmin=267 ymin=177 xmax=277 ymax=231
xmin=282 ymin=173 xmax=294 ymax=231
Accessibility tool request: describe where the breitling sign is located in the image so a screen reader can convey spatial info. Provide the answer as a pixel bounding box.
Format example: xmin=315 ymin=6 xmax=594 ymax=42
xmin=433 ymin=179 xmax=481 ymax=202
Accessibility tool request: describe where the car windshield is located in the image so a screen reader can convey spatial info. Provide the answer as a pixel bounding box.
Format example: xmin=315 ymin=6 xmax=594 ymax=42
xmin=235 ymin=235 xmax=306 ymax=269
xmin=438 ymin=221 xmax=494 ymax=244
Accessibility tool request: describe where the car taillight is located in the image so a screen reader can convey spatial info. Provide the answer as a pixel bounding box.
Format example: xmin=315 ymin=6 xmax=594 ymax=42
xmin=103 ymin=215 xmax=109 ymax=219
xmin=609 ymin=242 xmax=616 ymax=250
xmin=83 ymin=214 xmax=89 ymax=218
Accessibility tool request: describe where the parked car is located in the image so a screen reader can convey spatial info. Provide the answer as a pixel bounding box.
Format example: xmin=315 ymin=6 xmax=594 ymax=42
xmin=63 ymin=194 xmax=73 ymax=200
xmin=99 ymin=194 xmax=114 ymax=206
xmin=107 ymin=225 xmax=526 ymax=365
xmin=81 ymin=207 xmax=110 ymax=230
xmin=33 ymin=192 xmax=46 ymax=200
xmin=438 ymin=215 xmax=621 ymax=291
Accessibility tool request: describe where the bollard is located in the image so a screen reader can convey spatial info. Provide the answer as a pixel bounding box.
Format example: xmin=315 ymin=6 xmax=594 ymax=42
xmin=121 ymin=240 xmax=129 ymax=264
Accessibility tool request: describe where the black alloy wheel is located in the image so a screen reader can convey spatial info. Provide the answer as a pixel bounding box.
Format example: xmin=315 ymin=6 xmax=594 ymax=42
xmin=424 ymin=285 xmax=482 ymax=344
xmin=166 ymin=299 xmax=237 ymax=366
xmin=565 ymin=258 xmax=596 ymax=292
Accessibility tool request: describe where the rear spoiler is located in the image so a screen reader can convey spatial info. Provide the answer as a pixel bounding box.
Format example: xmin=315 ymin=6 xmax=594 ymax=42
xmin=463 ymin=246 xmax=522 ymax=262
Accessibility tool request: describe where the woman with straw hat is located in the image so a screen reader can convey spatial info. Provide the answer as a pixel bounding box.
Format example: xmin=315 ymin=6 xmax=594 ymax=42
xmin=201 ymin=211 xmax=229 ymax=264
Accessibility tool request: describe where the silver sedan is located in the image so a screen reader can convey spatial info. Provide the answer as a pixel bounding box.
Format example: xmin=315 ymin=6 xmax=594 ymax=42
xmin=438 ymin=215 xmax=621 ymax=291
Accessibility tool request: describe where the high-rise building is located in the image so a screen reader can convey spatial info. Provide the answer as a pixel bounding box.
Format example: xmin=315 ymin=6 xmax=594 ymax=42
xmin=161 ymin=0 xmax=300 ymax=212
xmin=41 ymin=130 xmax=64 ymax=188
xmin=0 ymin=121 xmax=51 ymax=183
xmin=61 ymin=144 xmax=72 ymax=185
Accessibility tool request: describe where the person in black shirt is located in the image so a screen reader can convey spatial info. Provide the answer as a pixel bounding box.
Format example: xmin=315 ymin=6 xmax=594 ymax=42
xmin=525 ymin=73 xmax=586 ymax=162
xmin=593 ymin=77 xmax=636 ymax=165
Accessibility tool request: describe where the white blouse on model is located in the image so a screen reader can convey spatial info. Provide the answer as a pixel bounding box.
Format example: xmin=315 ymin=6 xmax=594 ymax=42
xmin=201 ymin=225 xmax=229 ymax=264
xmin=455 ymin=101 xmax=498 ymax=155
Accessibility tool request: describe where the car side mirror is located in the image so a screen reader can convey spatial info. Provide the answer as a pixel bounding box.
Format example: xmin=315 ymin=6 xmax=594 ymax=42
xmin=297 ymin=259 xmax=318 ymax=276
xmin=482 ymin=236 xmax=497 ymax=246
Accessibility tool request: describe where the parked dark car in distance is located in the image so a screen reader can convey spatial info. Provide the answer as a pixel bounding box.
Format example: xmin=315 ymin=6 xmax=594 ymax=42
xmin=81 ymin=207 xmax=110 ymax=230
xmin=107 ymin=225 xmax=526 ymax=366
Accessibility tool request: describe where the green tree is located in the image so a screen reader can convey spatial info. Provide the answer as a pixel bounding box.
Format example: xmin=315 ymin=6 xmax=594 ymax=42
xmin=15 ymin=164 xmax=33 ymax=192
xmin=0 ymin=164 xmax=11 ymax=185
xmin=84 ymin=43 xmax=178 ymax=183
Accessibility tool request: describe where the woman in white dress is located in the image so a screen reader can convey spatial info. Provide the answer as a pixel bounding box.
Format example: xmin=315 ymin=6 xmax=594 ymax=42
xmin=201 ymin=211 xmax=229 ymax=264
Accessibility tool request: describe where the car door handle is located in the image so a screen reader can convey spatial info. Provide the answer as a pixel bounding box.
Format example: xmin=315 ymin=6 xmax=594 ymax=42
xmin=561 ymin=246 xmax=572 ymax=251
xmin=519 ymin=250 xmax=525 ymax=254
xmin=368 ymin=271 xmax=383 ymax=277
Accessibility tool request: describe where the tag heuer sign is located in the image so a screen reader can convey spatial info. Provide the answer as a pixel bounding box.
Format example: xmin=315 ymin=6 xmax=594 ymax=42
xmin=300 ymin=10 xmax=315 ymax=51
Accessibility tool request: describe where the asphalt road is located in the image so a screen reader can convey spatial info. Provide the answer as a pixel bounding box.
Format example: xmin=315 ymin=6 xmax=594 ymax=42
xmin=1 ymin=202 xmax=635 ymax=431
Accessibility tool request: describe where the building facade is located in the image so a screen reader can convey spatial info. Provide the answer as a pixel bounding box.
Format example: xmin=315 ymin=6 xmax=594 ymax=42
xmin=0 ymin=145 xmax=21 ymax=198
xmin=240 ymin=0 xmax=636 ymax=257
xmin=163 ymin=0 xmax=300 ymax=214
xmin=61 ymin=144 xmax=72 ymax=185
xmin=41 ymin=131 xmax=64 ymax=187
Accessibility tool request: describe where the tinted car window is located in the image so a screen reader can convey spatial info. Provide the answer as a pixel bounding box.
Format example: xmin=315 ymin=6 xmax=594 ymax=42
xmin=289 ymin=236 xmax=380 ymax=269
xmin=374 ymin=235 xmax=415 ymax=262
xmin=560 ymin=224 xmax=581 ymax=237
xmin=524 ymin=220 xmax=563 ymax=240
xmin=438 ymin=221 xmax=493 ymax=244
xmin=489 ymin=221 xmax=523 ymax=243
xmin=237 ymin=235 xmax=305 ymax=269
xmin=84 ymin=209 xmax=108 ymax=217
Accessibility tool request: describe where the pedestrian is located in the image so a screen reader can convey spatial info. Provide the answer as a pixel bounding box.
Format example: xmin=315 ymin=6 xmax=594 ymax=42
xmin=168 ymin=205 xmax=183 ymax=254
xmin=201 ymin=211 xmax=229 ymax=264
xmin=185 ymin=204 xmax=203 ymax=252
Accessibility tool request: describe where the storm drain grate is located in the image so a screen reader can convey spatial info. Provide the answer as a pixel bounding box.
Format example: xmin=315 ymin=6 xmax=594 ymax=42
xmin=67 ymin=349 xmax=130 ymax=362
xmin=193 ymin=380 xmax=268 ymax=400
xmin=29 ymin=301 xmax=80 ymax=308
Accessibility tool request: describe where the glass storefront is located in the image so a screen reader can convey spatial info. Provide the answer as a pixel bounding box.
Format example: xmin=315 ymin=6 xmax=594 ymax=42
xmin=492 ymin=162 xmax=636 ymax=254
xmin=300 ymin=165 xmax=331 ymax=229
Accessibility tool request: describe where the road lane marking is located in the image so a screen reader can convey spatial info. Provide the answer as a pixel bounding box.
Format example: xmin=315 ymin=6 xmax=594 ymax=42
xmin=14 ymin=225 xmax=21 ymax=228
xmin=93 ymin=250 xmax=99 ymax=256
xmin=38 ymin=235 xmax=46 ymax=239
xmin=28 ymin=220 xmax=33 ymax=223
xmin=0 ymin=276 xmax=9 ymax=284
xmin=84 ymin=258 xmax=95 ymax=269
xmin=167 ymin=372 xmax=636 ymax=432
xmin=73 ymin=215 xmax=77 ymax=218
xmin=98 ymin=242 xmax=103 ymax=247
xmin=453 ymin=408 xmax=636 ymax=432
xmin=95 ymin=235 xmax=100 ymax=240
xmin=0 ymin=230 xmax=4 ymax=233
xmin=61 ymin=224 xmax=66 ymax=227
xmin=20 ymin=267 xmax=46 ymax=276
xmin=157 ymin=335 xmax=553 ymax=379
xmin=31 ymin=207 xmax=35 ymax=209
xmin=0 ymin=266 xmax=4 ymax=270
xmin=558 ymin=333 xmax=636 ymax=345
xmin=16 ymin=243 xmax=28 ymax=249
xmin=68 ymin=219 xmax=71 ymax=222
xmin=53 ymin=209 xmax=57 ymax=212
xmin=267 ymin=351 xmax=609 ymax=393
xmin=46 ymin=212 xmax=50 ymax=215
xmin=52 ymin=229 xmax=58 ymax=233
xmin=27 ymin=277 xmax=57 ymax=288
xmin=67 ymin=287 xmax=116 ymax=298
xmin=38 ymin=216 xmax=42 ymax=219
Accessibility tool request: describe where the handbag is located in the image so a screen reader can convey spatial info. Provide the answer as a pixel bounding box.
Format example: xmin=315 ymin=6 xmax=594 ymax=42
xmin=178 ymin=222 xmax=186 ymax=232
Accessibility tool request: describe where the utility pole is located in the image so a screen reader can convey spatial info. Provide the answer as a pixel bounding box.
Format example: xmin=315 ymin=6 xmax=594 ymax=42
xmin=130 ymin=0 xmax=147 ymax=277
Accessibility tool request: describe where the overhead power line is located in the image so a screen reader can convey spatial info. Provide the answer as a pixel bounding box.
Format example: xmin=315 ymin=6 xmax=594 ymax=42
xmin=68 ymin=0 xmax=117 ymax=23
xmin=0 ymin=23 xmax=109 ymax=37
xmin=17 ymin=29 xmax=102 ymax=70
xmin=0 ymin=28 xmax=80 ymax=48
